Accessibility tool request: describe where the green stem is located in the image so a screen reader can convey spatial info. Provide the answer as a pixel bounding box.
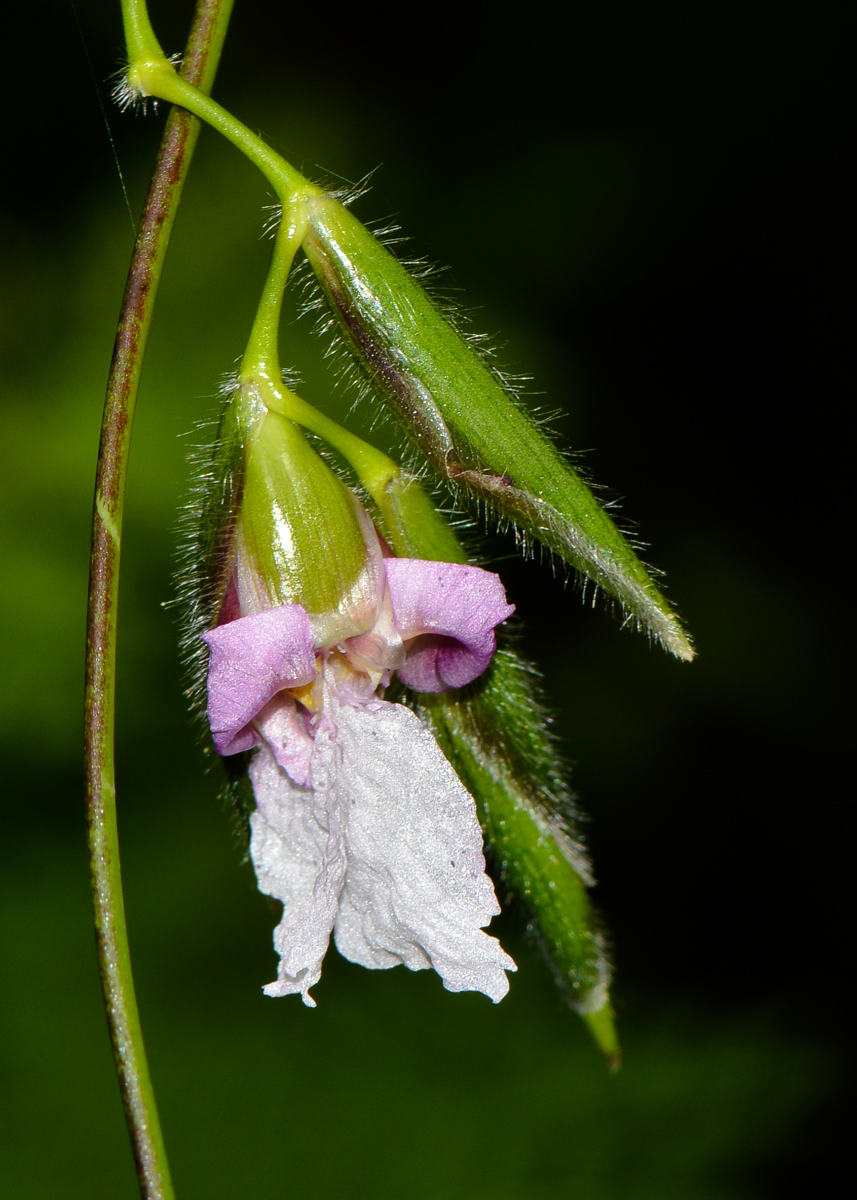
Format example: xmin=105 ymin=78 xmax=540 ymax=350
xmin=239 ymin=214 xmax=464 ymax=564
xmin=122 ymin=0 xmax=459 ymax=553
xmin=241 ymin=203 xmax=309 ymax=378
xmin=85 ymin=3 xmax=233 ymax=1197
xmin=122 ymin=0 xmax=315 ymax=200
xmin=240 ymin=212 xmax=400 ymax=503
xmin=120 ymin=0 xmax=163 ymax=61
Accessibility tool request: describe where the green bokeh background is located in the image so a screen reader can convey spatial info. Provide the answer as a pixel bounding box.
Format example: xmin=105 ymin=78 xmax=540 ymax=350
xmin=1 ymin=2 xmax=848 ymax=1196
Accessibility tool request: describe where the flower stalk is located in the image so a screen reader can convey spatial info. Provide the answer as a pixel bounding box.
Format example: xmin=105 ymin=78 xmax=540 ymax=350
xmin=85 ymin=2 xmax=233 ymax=1196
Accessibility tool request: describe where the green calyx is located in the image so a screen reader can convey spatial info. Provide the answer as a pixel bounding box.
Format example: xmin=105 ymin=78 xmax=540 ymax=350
xmin=236 ymin=389 xmax=367 ymax=615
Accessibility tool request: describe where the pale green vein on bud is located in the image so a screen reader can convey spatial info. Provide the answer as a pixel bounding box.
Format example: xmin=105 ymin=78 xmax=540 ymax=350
xmin=303 ymin=197 xmax=694 ymax=662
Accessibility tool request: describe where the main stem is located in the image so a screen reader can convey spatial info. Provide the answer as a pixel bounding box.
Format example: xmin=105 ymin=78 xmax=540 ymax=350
xmin=85 ymin=3 xmax=233 ymax=1197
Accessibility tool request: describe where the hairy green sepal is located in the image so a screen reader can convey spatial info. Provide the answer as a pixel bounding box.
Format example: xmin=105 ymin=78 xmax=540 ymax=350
xmin=418 ymin=651 xmax=618 ymax=1066
xmin=303 ymin=197 xmax=692 ymax=662
xmin=372 ymin=471 xmax=618 ymax=1062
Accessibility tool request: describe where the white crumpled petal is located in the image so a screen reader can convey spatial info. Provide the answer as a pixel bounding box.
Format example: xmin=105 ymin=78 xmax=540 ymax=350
xmin=249 ymin=746 xmax=346 ymax=1008
xmin=249 ymin=693 xmax=515 ymax=1005
xmin=331 ymin=699 xmax=516 ymax=1001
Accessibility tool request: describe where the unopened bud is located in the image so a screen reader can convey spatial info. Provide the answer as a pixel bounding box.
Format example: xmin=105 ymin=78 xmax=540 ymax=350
xmin=197 ymin=379 xmax=383 ymax=647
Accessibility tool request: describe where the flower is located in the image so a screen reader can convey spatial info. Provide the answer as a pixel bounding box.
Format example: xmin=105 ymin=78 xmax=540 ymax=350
xmin=203 ymin=515 xmax=517 ymax=1007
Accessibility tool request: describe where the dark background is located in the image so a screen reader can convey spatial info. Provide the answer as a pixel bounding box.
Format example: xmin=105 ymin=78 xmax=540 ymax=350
xmin=1 ymin=2 xmax=849 ymax=1196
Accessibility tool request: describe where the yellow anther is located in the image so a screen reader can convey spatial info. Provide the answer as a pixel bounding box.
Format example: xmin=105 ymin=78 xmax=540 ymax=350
xmin=289 ymin=680 xmax=317 ymax=712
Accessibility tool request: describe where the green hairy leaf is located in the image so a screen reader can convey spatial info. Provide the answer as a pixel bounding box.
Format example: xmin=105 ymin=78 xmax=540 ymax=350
xmin=417 ymin=649 xmax=618 ymax=1065
xmin=374 ymin=469 xmax=618 ymax=1059
xmin=303 ymin=196 xmax=693 ymax=662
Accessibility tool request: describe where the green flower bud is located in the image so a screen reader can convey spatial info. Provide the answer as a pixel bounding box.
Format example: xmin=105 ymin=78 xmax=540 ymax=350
xmin=303 ymin=196 xmax=692 ymax=661
xmin=182 ymin=377 xmax=380 ymax=681
xmin=238 ymin=405 xmax=366 ymax=618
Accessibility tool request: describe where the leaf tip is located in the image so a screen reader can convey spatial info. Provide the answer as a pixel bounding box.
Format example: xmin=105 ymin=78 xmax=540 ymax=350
xmin=582 ymin=1002 xmax=621 ymax=1070
xmin=663 ymin=625 xmax=696 ymax=663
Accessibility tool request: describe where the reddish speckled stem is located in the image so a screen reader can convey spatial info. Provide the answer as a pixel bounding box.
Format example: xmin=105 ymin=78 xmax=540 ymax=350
xmin=84 ymin=3 xmax=233 ymax=1196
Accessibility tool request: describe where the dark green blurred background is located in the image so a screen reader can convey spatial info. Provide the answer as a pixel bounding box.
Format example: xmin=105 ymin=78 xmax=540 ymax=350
xmin=1 ymin=2 xmax=849 ymax=1196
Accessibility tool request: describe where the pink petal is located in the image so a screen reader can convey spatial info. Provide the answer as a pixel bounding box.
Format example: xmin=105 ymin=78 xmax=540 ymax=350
xmin=255 ymin=695 xmax=315 ymax=787
xmin=202 ymin=605 xmax=316 ymax=756
xmin=384 ymin=560 xmax=514 ymax=693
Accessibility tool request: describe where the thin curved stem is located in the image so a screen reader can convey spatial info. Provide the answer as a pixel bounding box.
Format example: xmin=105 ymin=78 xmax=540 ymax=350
xmin=236 ymin=214 xmax=461 ymax=561
xmin=122 ymin=0 xmax=316 ymax=201
xmin=240 ymin=213 xmax=403 ymax=504
xmin=241 ymin=200 xmax=310 ymax=378
xmin=85 ymin=3 xmax=233 ymax=1197
xmin=135 ymin=61 xmax=313 ymax=199
xmin=121 ymin=0 xmax=163 ymax=61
